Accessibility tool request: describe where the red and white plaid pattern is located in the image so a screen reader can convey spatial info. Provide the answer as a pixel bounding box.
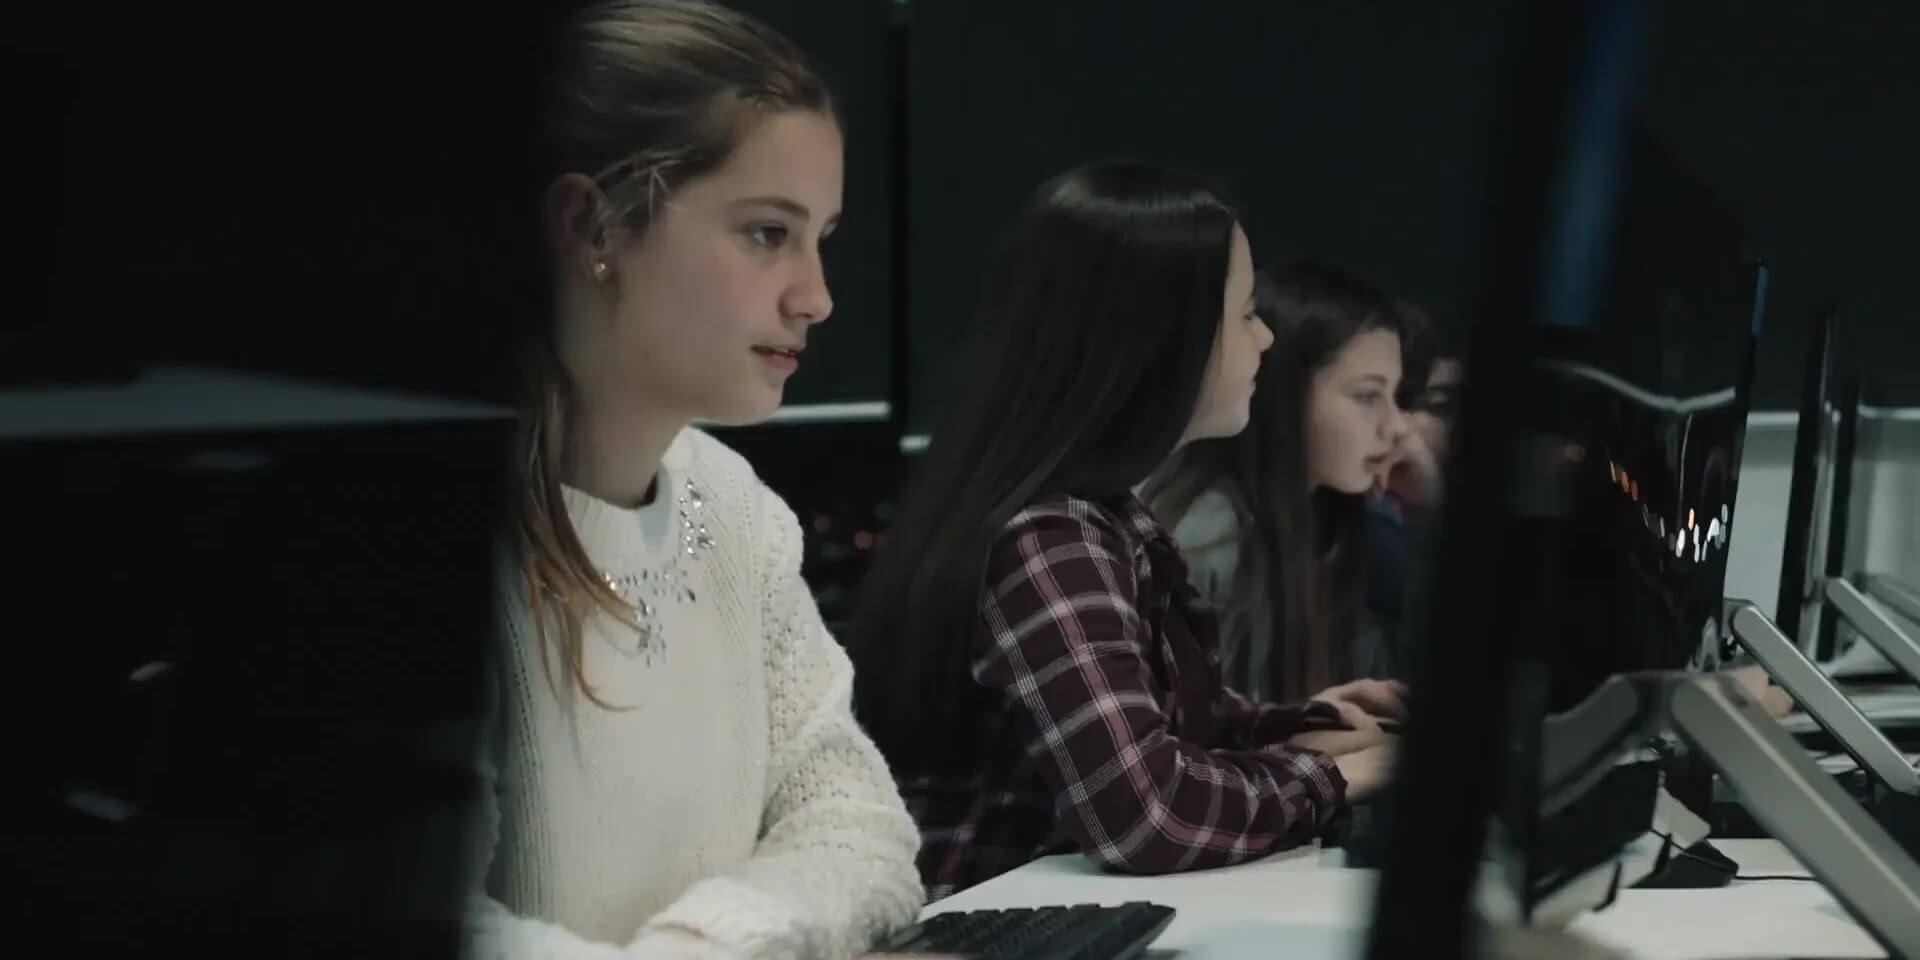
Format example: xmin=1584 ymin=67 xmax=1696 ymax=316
xmin=904 ymin=493 xmax=1349 ymax=901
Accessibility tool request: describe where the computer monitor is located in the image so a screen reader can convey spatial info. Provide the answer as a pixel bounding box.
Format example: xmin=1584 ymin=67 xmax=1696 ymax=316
xmin=3 ymin=370 xmax=508 ymax=957
xmin=1722 ymin=367 xmax=1920 ymax=800
xmin=1374 ymin=152 xmax=1920 ymax=960
xmin=1771 ymin=313 xmax=1920 ymax=679
xmin=1366 ymin=3 xmax=1920 ymax=956
xmin=0 ymin=16 xmax=139 ymax=389
xmin=1465 ymin=129 xmax=1762 ymax=922
xmin=28 ymin=2 xmax=553 ymax=403
xmin=1362 ymin=3 xmax=1657 ymax=953
xmin=1775 ymin=309 xmax=1839 ymax=654
xmin=1456 ymin=137 xmax=1920 ymax=960
xmin=1811 ymin=378 xmax=1920 ymax=655
xmin=1817 ymin=376 xmax=1863 ymax=657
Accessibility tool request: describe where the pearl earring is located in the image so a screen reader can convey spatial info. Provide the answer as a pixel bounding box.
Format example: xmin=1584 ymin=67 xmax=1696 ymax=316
xmin=592 ymin=260 xmax=610 ymax=281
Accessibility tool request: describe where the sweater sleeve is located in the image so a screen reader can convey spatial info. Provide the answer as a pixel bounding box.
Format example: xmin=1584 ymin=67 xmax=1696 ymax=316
xmin=634 ymin=485 xmax=924 ymax=958
xmin=974 ymin=510 xmax=1347 ymax=876
xmin=461 ymin=657 xmax=721 ymax=960
xmin=458 ymin=625 xmax=748 ymax=956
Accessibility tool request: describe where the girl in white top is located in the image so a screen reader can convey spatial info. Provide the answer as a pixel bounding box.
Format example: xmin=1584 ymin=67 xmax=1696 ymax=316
xmin=464 ymin=2 xmax=923 ymax=958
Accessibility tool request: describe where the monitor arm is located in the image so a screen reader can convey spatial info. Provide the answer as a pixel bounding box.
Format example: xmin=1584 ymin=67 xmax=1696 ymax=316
xmin=1664 ymin=669 xmax=1920 ymax=958
xmin=1862 ymin=574 xmax=1920 ymax=627
xmin=1824 ymin=577 xmax=1920 ymax=682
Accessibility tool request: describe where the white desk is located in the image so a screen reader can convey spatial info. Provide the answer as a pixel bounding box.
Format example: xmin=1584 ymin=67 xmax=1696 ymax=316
xmin=922 ymin=840 xmax=1884 ymax=959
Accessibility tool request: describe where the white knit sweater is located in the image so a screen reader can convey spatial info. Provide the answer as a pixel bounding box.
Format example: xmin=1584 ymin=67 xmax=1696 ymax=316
xmin=465 ymin=428 xmax=923 ymax=959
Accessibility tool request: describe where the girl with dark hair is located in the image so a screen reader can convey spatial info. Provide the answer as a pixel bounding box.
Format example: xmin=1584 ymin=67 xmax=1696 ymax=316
xmin=471 ymin=2 xmax=922 ymax=957
xmin=1385 ymin=298 xmax=1461 ymax=507
xmin=1364 ymin=298 xmax=1458 ymax=672
xmin=1149 ymin=260 xmax=1419 ymax=701
xmin=847 ymin=163 xmax=1401 ymax=901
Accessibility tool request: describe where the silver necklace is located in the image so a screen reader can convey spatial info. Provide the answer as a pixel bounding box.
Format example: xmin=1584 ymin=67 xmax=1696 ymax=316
xmin=600 ymin=475 xmax=714 ymax=663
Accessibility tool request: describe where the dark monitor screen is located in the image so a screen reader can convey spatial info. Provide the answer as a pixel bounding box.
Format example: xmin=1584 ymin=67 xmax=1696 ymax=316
xmin=1816 ymin=376 xmax=1863 ymax=659
xmin=1364 ymin=6 xmax=1767 ymax=951
xmin=1523 ymin=134 xmax=1762 ymax=715
xmin=23 ymin=1 xmax=895 ymax=407
xmin=1775 ymin=311 xmax=1839 ymax=652
xmin=26 ymin=3 xmax=553 ymax=402
xmin=4 ymin=375 xmax=508 ymax=957
xmin=1474 ymin=126 xmax=1765 ymax=919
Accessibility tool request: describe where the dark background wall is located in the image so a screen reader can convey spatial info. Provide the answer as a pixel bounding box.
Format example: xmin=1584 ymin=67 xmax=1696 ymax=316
xmin=8 ymin=0 xmax=898 ymax=407
xmin=907 ymin=0 xmax=1495 ymax=433
xmin=1643 ymin=1 xmax=1920 ymax=411
xmin=10 ymin=0 xmax=1914 ymax=414
xmin=13 ymin=2 xmax=555 ymax=401
xmin=907 ymin=0 xmax=1918 ymax=430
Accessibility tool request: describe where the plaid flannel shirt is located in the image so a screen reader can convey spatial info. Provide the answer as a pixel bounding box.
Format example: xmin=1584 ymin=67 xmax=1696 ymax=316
xmin=905 ymin=493 xmax=1349 ymax=901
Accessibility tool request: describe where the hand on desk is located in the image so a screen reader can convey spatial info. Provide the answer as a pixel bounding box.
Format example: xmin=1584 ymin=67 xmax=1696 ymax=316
xmin=1332 ymin=740 xmax=1397 ymax=802
xmin=1288 ymin=726 xmax=1390 ymax=756
xmin=1287 ymin=696 xmax=1392 ymax=756
xmin=1725 ymin=664 xmax=1796 ymax=718
xmin=1312 ymin=678 xmax=1409 ymax=722
xmin=1285 ymin=681 xmax=1405 ymax=801
xmin=641 ymin=925 xmax=964 ymax=959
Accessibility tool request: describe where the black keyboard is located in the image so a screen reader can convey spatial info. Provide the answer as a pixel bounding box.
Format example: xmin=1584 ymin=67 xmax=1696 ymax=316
xmin=875 ymin=902 xmax=1175 ymax=960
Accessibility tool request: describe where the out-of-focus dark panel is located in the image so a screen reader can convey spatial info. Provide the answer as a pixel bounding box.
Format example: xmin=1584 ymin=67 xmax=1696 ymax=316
xmin=908 ymin=0 xmax=1498 ymax=432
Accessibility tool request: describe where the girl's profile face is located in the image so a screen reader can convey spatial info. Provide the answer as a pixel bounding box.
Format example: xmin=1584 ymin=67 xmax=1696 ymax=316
xmin=1406 ymin=357 xmax=1463 ymax=464
xmin=1306 ymin=329 xmax=1409 ymax=494
xmin=561 ymin=110 xmax=845 ymax=428
xmin=1186 ymin=225 xmax=1274 ymax=443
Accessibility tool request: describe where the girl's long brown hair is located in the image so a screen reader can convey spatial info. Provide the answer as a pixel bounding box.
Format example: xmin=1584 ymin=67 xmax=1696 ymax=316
xmin=1147 ymin=260 xmax=1407 ymax=702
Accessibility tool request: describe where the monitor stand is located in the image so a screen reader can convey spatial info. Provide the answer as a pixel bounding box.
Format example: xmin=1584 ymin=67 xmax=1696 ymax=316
xmin=1862 ymin=574 xmax=1920 ymax=632
xmin=1630 ymin=838 xmax=1735 ymax=889
xmin=1666 ymin=670 xmax=1920 ymax=958
xmin=1628 ymin=783 xmax=1733 ymax=890
xmin=1476 ymin=674 xmax=1715 ymax=925
xmin=1728 ymin=600 xmax=1920 ymax=796
xmin=1823 ymin=578 xmax=1920 ymax=684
